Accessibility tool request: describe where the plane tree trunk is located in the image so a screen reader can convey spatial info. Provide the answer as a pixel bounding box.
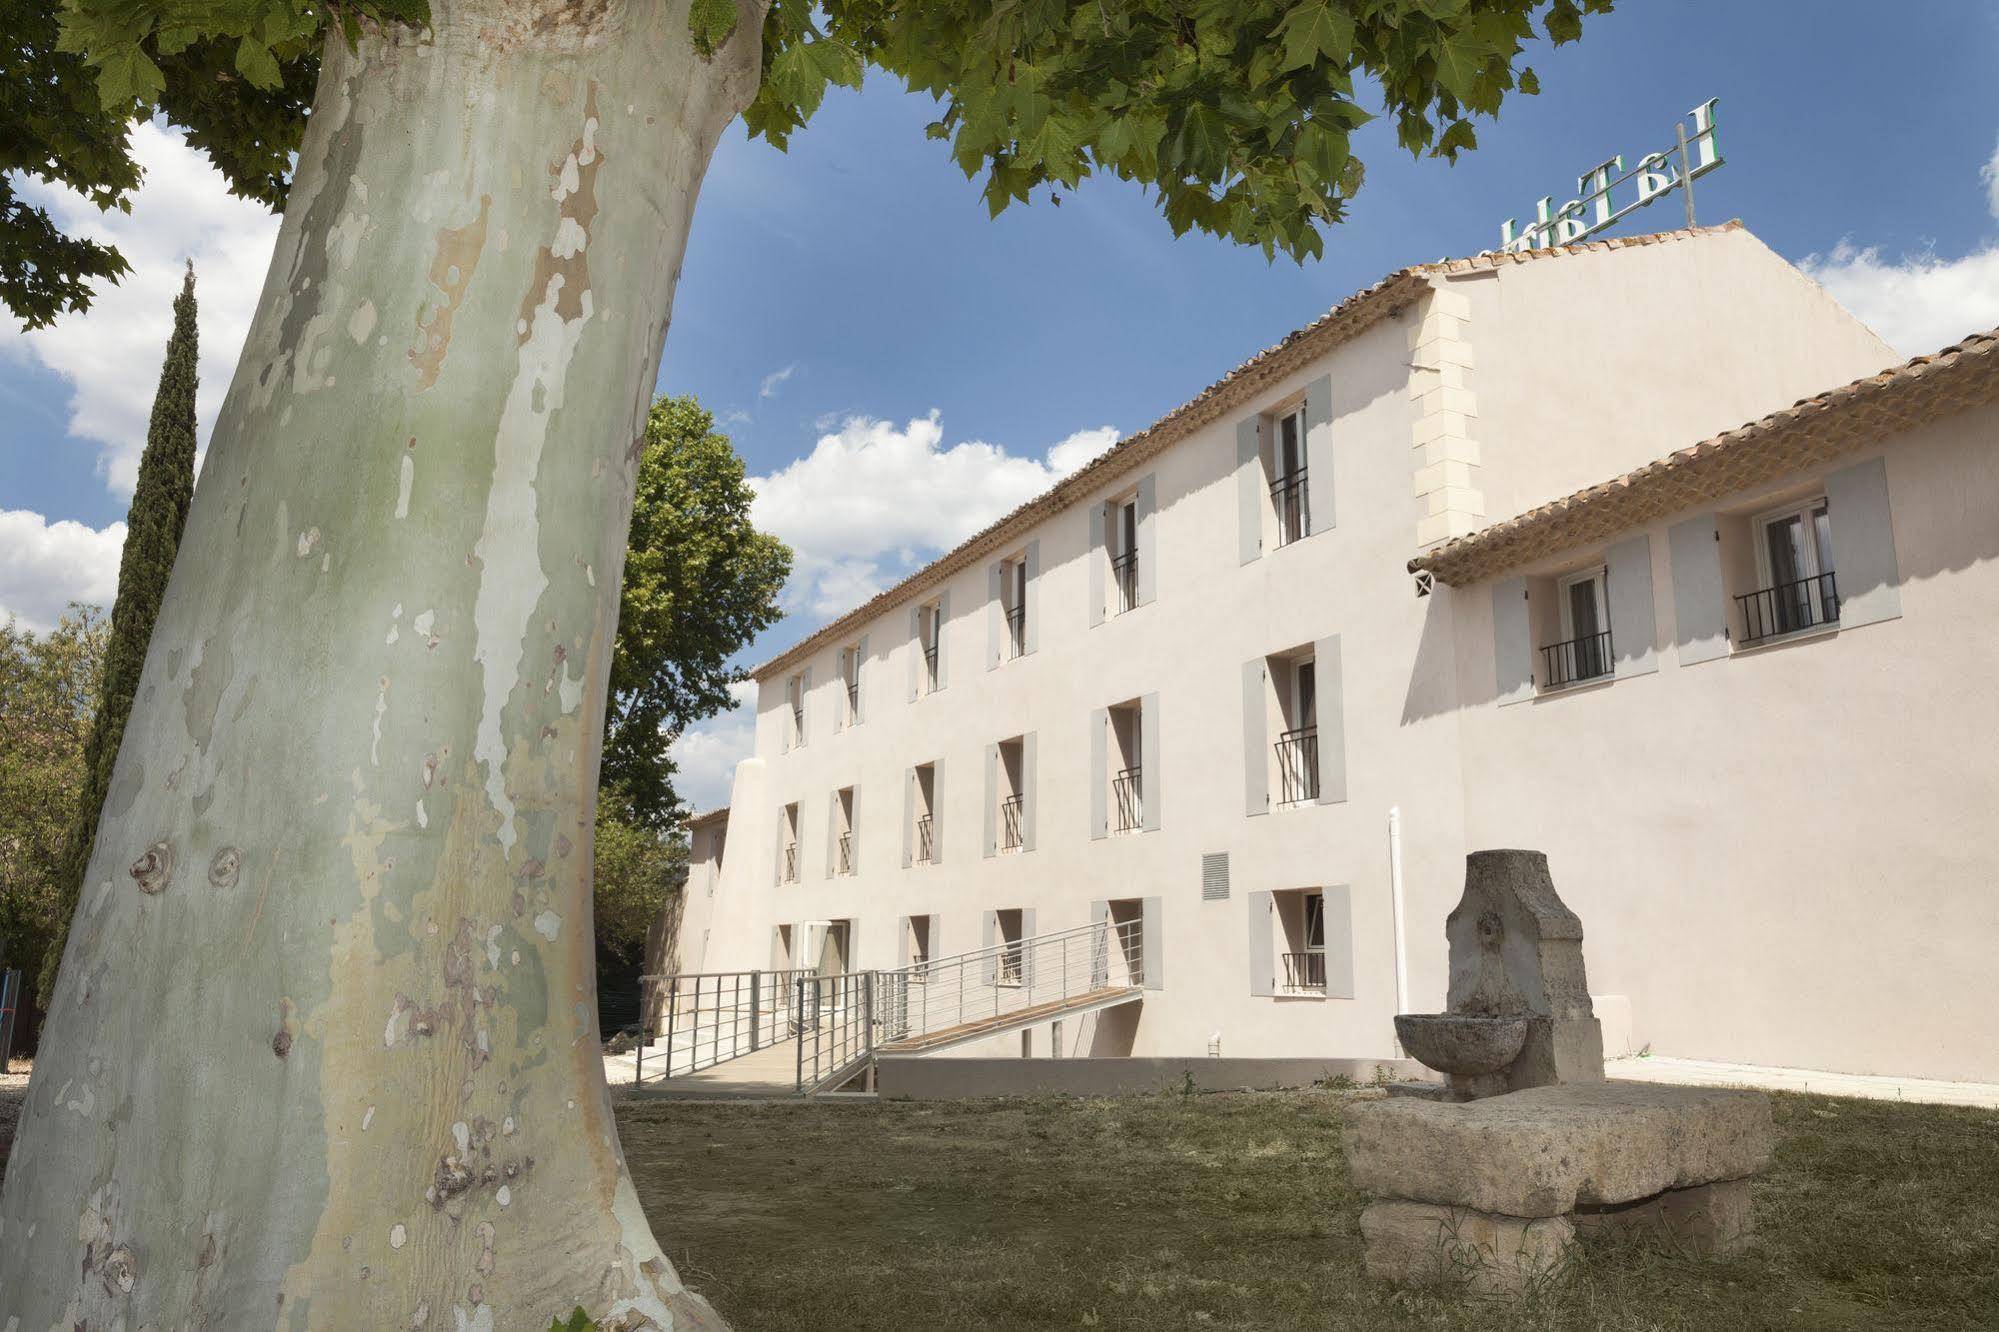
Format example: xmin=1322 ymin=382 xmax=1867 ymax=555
xmin=0 ymin=3 xmax=762 ymax=1326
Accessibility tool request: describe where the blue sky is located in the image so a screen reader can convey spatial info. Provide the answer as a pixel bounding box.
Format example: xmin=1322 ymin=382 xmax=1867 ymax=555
xmin=4 ymin=0 xmax=1998 ymax=806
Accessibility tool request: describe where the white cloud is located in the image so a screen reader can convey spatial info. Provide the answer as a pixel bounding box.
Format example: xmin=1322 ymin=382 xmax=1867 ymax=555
xmin=758 ymin=363 xmax=797 ymax=399
xmin=0 ymin=121 xmax=280 ymax=494
xmin=1799 ymin=137 xmax=1999 ymax=358
xmin=668 ymin=680 xmax=757 ymax=815
xmin=748 ymin=414 xmax=1119 ymax=618
xmin=0 ymin=510 xmax=126 ymax=634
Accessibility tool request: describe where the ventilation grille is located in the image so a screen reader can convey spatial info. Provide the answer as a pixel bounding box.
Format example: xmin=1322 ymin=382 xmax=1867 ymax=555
xmin=1201 ymin=852 xmax=1231 ymax=901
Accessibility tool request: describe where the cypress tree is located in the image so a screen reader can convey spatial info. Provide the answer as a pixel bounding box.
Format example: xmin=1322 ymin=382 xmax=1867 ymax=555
xmin=39 ymin=262 xmax=200 ymax=1008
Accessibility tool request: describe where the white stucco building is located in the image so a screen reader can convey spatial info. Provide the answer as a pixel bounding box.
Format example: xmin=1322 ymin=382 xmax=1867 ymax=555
xmin=680 ymin=222 xmax=1999 ymax=1084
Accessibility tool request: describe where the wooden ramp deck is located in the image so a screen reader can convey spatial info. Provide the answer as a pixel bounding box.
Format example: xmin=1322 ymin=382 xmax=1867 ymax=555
xmin=627 ymin=1036 xmax=809 ymax=1099
xmin=879 ymin=985 xmax=1144 ymax=1056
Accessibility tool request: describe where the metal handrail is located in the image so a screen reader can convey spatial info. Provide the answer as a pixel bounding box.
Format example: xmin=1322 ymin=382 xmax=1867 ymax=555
xmin=836 ymin=831 xmax=852 ymax=875
xmin=782 ymin=841 xmax=798 ymax=882
xmin=922 ymin=643 xmax=939 ymax=690
xmin=1540 ymin=629 xmax=1613 ymax=689
xmin=1280 ymin=950 xmax=1327 ymax=992
xmin=632 ymin=967 xmax=815 ymax=1083
xmin=916 ymin=815 xmax=934 ymax=864
xmin=1112 ymin=766 xmax=1143 ymax=832
xmin=1005 ymin=602 xmax=1026 ymax=657
xmin=1000 ymin=794 xmax=1025 ymax=851
xmin=845 ymin=681 xmax=859 ymax=718
xmin=1110 ymin=550 xmax=1139 ymax=614
xmin=1275 ymin=726 xmax=1319 ymax=805
xmin=1271 ymin=468 xmax=1310 ymax=546
xmin=1736 ymin=571 xmax=1839 ymax=645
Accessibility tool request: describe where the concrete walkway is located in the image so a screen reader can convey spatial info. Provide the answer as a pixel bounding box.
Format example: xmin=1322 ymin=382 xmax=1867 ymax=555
xmin=607 ymin=1038 xmax=812 ymax=1098
xmin=1606 ymin=1053 xmax=1999 ymax=1109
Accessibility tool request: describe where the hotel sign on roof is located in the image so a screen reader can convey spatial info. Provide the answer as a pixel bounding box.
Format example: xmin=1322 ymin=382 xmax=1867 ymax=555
xmin=1495 ymin=99 xmax=1725 ymax=253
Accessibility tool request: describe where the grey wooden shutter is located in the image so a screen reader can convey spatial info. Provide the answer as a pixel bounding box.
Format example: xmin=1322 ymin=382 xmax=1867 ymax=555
xmin=1237 ymin=417 xmax=1264 ymax=565
xmin=1493 ymin=576 xmax=1534 ymax=706
xmin=833 ymin=652 xmax=845 ymax=734
xmin=1090 ymin=899 xmax=1110 ymax=987
xmin=826 ymin=790 xmax=839 ymax=877
xmin=1088 ymin=504 xmax=1107 ymax=627
xmin=1242 ymin=659 xmax=1269 ymax=815
xmin=1605 ymin=534 xmax=1659 ymax=678
xmin=849 ymin=783 xmax=861 ymax=874
xmin=1825 ymin=455 xmax=1902 ymax=628
xmin=907 ymin=607 xmax=922 ymax=701
xmin=897 ymin=917 xmax=909 ymax=967
xmin=1022 ymin=541 xmax=1040 ymax=654
xmin=773 ymin=808 xmax=785 ymax=887
xmin=1135 ymin=474 xmax=1158 ymax=606
xmin=927 ymin=913 xmax=942 ymax=962
xmin=1089 ymin=707 xmax=1108 ymax=840
xmin=1304 ymin=373 xmax=1335 ymax=536
xmin=982 ymin=742 xmax=999 ymax=859
xmin=901 ymin=769 xmax=915 ymax=867
xmin=929 ymin=756 xmax=945 ymax=863
xmin=855 ymin=634 xmax=868 ymax=721
xmin=780 ymin=680 xmax=791 ymax=753
xmin=934 ymin=590 xmax=951 ymax=689
xmin=1247 ymin=891 xmax=1274 ymax=996
xmin=1140 ymin=691 xmax=1161 ymax=832
xmin=1021 ymin=731 xmax=1038 ymax=852
xmin=1020 ymin=908 xmax=1037 ymax=988
xmin=1322 ymin=884 xmax=1355 ymax=999
xmin=987 ymin=561 xmax=1003 ymax=670
xmin=1314 ymin=634 xmax=1347 ymax=805
xmin=799 ymin=666 xmax=812 ymax=745
xmin=1141 ymin=896 xmax=1163 ymax=990
xmin=981 ymin=911 xmax=996 ymax=985
xmin=1668 ymin=515 xmax=1729 ymax=666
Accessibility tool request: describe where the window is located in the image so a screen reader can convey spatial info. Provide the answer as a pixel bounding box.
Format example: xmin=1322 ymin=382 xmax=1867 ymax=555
xmin=904 ymin=915 xmax=933 ymax=977
xmin=1272 ymin=404 xmax=1310 ymax=547
xmin=920 ymin=601 xmax=943 ymax=693
xmin=914 ymin=763 xmax=937 ymax=865
xmin=780 ymin=803 xmax=800 ymax=884
xmin=840 ymin=643 xmax=862 ymax=725
xmin=1283 ymin=891 xmax=1328 ymax=994
xmin=994 ymin=908 xmax=1025 ymax=986
xmin=1108 ymin=496 xmax=1140 ymax=615
xmin=1274 ymin=652 xmax=1319 ymax=806
xmin=784 ymin=673 xmax=805 ymax=746
xmin=834 ymin=787 xmax=855 ymax=876
xmin=1002 ymin=556 xmax=1028 ymax=658
xmin=998 ymin=737 xmax=1026 ymax=852
xmin=1541 ymin=566 xmax=1612 ymax=688
xmin=1109 ymin=700 xmax=1144 ymax=833
xmin=1739 ymin=497 xmax=1839 ymax=644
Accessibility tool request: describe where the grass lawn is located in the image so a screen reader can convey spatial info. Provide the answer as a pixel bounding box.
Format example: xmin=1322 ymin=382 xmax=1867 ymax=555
xmin=616 ymin=1086 xmax=1999 ymax=1332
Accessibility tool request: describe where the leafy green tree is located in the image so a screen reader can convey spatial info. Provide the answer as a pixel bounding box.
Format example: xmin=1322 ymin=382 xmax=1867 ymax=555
xmin=604 ymin=395 xmax=790 ymax=834
xmin=0 ymin=607 xmax=108 ymax=1042
xmin=591 ymin=806 xmax=688 ymax=965
xmin=37 ymin=264 xmax=201 ymax=1011
xmin=4 ymin=2 xmax=1609 ymax=1325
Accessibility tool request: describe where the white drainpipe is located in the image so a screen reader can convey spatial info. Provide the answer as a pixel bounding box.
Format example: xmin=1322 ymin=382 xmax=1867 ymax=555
xmin=1388 ymin=806 xmax=1409 ymax=1052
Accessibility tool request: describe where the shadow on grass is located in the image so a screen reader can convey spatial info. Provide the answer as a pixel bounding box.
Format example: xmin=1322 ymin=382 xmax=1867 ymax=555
xmin=616 ymin=1088 xmax=1999 ymax=1331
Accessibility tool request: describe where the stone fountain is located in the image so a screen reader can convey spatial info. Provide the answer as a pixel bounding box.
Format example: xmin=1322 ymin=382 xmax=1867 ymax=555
xmin=1344 ymin=850 xmax=1773 ymax=1296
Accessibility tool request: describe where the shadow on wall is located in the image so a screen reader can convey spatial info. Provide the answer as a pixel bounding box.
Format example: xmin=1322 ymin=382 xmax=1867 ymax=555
xmin=1399 ymin=590 xmax=1477 ymax=725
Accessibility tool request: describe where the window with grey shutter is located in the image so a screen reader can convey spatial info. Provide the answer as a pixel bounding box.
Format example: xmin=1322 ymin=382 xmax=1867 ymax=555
xmin=1242 ymin=660 xmax=1269 ymax=815
xmin=1825 ymin=455 xmax=1902 ymax=628
xmin=1303 ymin=374 xmax=1336 ymax=536
xmin=1321 ymin=884 xmax=1355 ymax=1000
xmin=1135 ymin=474 xmax=1158 ymax=606
xmin=1140 ymin=692 xmax=1161 ymax=832
xmin=987 ymin=561 xmax=1004 ymax=670
xmin=929 ymin=756 xmax=945 ymax=862
xmin=907 ymin=606 xmax=922 ymax=701
xmin=1604 ymin=534 xmax=1659 ymax=677
xmin=1669 ymin=515 xmax=1729 ymax=666
xmin=934 ymin=591 xmax=951 ymax=689
xmin=982 ymin=742 xmax=999 ymax=859
xmin=1089 ymin=707 xmax=1108 ymax=839
xmin=1020 ymin=731 xmax=1038 ymax=852
xmin=1237 ymin=417 xmax=1264 ymax=565
xmin=1247 ymin=891 xmax=1274 ymax=996
xmin=1313 ymin=635 xmax=1347 ymax=805
xmin=1022 ymin=541 xmax=1040 ymax=654
xmin=1492 ymin=576 xmax=1534 ymax=706
xmin=1141 ymin=896 xmax=1162 ymax=990
xmin=1088 ymin=504 xmax=1107 ymax=627
xmin=901 ymin=768 xmax=915 ymax=868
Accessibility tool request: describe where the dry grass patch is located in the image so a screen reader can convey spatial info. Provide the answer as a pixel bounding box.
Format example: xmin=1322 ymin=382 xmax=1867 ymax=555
xmin=616 ymin=1086 xmax=1999 ymax=1331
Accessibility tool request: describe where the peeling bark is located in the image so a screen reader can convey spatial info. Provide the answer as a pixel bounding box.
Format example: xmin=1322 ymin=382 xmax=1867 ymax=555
xmin=0 ymin=3 xmax=763 ymax=1326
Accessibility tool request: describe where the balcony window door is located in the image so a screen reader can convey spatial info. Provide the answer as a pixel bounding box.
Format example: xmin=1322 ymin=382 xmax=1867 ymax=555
xmin=1004 ymin=557 xmax=1028 ymax=657
xmin=921 ymin=604 xmax=942 ymax=692
xmin=1542 ymin=567 xmax=1610 ymax=687
xmin=1110 ymin=702 xmax=1143 ymax=833
xmin=1278 ymin=889 xmax=1327 ymax=993
xmin=1109 ymin=497 xmax=1140 ymax=615
xmin=841 ymin=646 xmax=861 ymax=724
xmin=1276 ymin=656 xmax=1319 ymax=805
xmin=1745 ymin=498 xmax=1838 ymax=641
xmin=1272 ymin=405 xmax=1309 ymax=546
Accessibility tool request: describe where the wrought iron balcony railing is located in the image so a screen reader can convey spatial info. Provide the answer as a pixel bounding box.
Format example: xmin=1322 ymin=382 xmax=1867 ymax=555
xmin=1112 ymin=766 xmax=1143 ymax=833
xmin=836 ymin=831 xmax=852 ymax=875
xmin=1541 ymin=628 xmax=1613 ymax=689
xmin=922 ymin=643 xmax=939 ymax=690
xmin=1005 ymin=603 xmax=1026 ymax=657
xmin=1275 ymin=726 xmax=1319 ymax=805
xmin=916 ymin=814 xmax=935 ymax=864
xmin=1736 ymin=571 xmax=1839 ymax=646
xmin=1000 ymin=794 xmax=1025 ymax=851
xmin=1271 ymin=469 xmax=1310 ymax=546
xmin=782 ymin=841 xmax=798 ymax=883
xmin=845 ymin=681 xmax=859 ymax=719
xmin=1281 ymin=950 xmax=1327 ymax=992
xmin=1111 ymin=551 xmax=1139 ymax=614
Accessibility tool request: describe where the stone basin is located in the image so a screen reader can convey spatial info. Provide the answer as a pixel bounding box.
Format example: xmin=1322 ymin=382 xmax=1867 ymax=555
xmin=1394 ymin=1013 xmax=1528 ymax=1077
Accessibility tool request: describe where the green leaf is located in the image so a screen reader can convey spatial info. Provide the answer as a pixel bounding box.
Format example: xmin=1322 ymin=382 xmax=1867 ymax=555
xmin=1433 ymin=34 xmax=1486 ymax=103
xmin=1272 ymin=2 xmax=1355 ymax=74
xmin=1436 ymin=118 xmax=1477 ymax=157
xmin=234 ymin=37 xmax=282 ymax=91
xmin=686 ymin=0 xmax=738 ymax=58
xmin=1519 ymin=66 xmax=1541 ymax=96
xmin=1170 ymin=103 xmax=1230 ymax=181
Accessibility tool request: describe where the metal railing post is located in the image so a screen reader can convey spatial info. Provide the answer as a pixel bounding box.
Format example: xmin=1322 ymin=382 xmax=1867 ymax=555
xmin=749 ymin=970 xmax=762 ymax=1053
xmin=795 ymin=978 xmax=806 ymax=1093
xmin=662 ymin=979 xmax=677 ymax=1081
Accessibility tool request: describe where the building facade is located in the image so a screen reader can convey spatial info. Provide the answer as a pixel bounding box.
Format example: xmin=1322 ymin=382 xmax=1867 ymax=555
xmin=688 ymin=223 xmax=1999 ymax=1082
